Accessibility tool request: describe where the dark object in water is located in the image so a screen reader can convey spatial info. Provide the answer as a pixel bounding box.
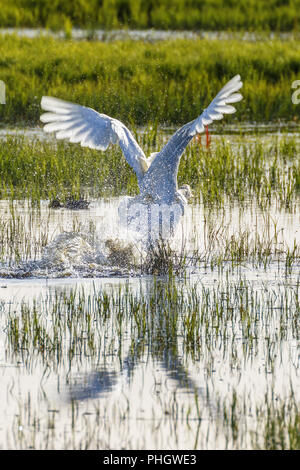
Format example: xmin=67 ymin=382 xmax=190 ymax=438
xmin=105 ymin=239 xmax=136 ymax=268
xmin=49 ymin=198 xmax=62 ymax=208
xmin=49 ymin=197 xmax=90 ymax=210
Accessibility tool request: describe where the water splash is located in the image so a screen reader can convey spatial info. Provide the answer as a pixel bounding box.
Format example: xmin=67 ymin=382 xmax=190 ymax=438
xmin=0 ymin=231 xmax=146 ymax=278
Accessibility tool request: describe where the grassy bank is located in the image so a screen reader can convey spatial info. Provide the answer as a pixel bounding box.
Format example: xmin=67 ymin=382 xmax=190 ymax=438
xmin=1 ymin=35 xmax=300 ymax=125
xmin=0 ymin=0 xmax=299 ymax=31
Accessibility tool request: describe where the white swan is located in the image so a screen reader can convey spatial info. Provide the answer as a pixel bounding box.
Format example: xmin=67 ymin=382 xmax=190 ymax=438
xmin=40 ymin=75 xmax=242 ymax=240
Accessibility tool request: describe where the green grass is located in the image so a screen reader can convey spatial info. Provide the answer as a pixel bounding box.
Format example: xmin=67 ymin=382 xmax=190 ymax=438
xmin=0 ymin=0 xmax=300 ymax=31
xmin=1 ymin=35 xmax=300 ymax=125
xmin=0 ymin=134 xmax=299 ymax=207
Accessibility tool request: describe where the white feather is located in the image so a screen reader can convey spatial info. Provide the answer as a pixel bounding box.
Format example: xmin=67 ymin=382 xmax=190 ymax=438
xmin=39 ymin=76 xmax=243 ymax=211
xmin=189 ymin=75 xmax=243 ymax=136
xmin=40 ymin=96 xmax=148 ymax=179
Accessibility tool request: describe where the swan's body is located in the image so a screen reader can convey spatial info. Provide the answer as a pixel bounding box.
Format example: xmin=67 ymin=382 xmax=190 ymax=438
xmin=40 ymin=75 xmax=243 ymax=240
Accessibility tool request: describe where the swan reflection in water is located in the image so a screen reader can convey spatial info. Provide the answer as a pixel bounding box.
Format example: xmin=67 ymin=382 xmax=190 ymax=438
xmin=66 ymin=322 xmax=205 ymax=404
xmin=61 ymin=279 xmax=207 ymax=408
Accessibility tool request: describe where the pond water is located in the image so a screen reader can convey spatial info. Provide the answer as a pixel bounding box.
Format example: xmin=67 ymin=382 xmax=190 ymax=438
xmin=0 ymin=128 xmax=299 ymax=449
xmin=1 ymin=28 xmax=300 ymax=42
xmin=0 ymin=196 xmax=298 ymax=279
xmin=0 ymin=273 xmax=298 ymax=449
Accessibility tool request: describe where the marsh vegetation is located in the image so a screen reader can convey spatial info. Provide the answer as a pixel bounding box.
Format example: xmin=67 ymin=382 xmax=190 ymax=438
xmin=1 ymin=36 xmax=300 ymax=125
xmin=0 ymin=127 xmax=299 ymax=449
xmin=1 ymin=0 xmax=300 ymax=31
xmin=0 ymin=133 xmax=299 ymax=206
xmin=0 ymin=23 xmax=299 ymax=449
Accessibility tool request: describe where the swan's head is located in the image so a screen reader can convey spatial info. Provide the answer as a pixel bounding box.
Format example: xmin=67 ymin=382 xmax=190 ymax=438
xmin=178 ymin=184 xmax=193 ymax=201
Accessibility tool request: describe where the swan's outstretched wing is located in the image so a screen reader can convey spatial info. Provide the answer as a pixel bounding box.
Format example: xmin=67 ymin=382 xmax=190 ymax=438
xmin=40 ymin=97 xmax=148 ymax=180
xmin=143 ymin=75 xmax=243 ymax=191
xmin=188 ymin=74 xmax=243 ymax=135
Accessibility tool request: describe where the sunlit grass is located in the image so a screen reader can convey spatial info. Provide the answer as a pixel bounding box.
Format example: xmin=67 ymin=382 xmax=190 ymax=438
xmin=1 ymin=35 xmax=300 ymax=125
xmin=0 ymin=133 xmax=299 ymax=208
